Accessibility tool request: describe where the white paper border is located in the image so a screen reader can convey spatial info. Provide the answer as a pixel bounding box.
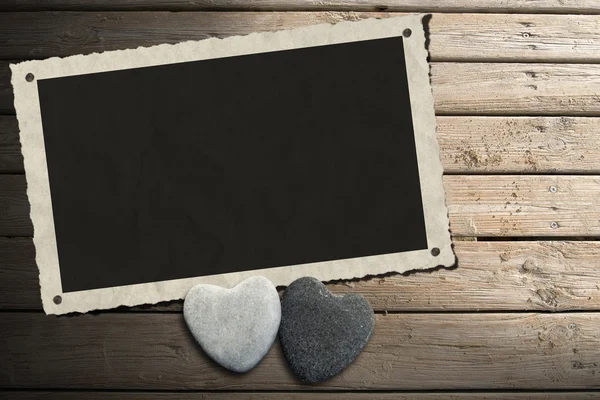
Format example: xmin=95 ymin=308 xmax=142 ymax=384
xmin=11 ymin=14 xmax=453 ymax=315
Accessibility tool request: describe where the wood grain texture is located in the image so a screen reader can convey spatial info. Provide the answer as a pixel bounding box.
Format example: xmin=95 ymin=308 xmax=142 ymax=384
xmin=2 ymin=175 xmax=600 ymax=237
xmin=0 ymin=13 xmax=599 ymax=62
xmin=0 ymin=175 xmax=28 ymax=236
xmin=0 ymin=238 xmax=38 ymax=310
xmin=3 ymin=239 xmax=600 ymax=312
xmin=5 ymin=392 xmax=600 ymax=400
xmin=2 ymin=312 xmax=600 ymax=390
xmin=4 ymin=62 xmax=600 ymax=116
xmin=0 ymin=61 xmax=15 ymax=114
xmin=432 ymin=63 xmax=600 ymax=116
xmin=0 ymin=116 xmax=22 ymax=173
xmin=438 ymin=116 xmax=600 ymax=173
xmin=1 ymin=0 xmax=599 ymax=397
xmin=3 ymin=116 xmax=600 ymax=174
xmin=3 ymin=0 xmax=600 ymax=13
xmin=445 ymin=175 xmax=600 ymax=237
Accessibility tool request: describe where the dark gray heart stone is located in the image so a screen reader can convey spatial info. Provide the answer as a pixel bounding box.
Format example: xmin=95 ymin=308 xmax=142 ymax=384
xmin=279 ymin=277 xmax=375 ymax=383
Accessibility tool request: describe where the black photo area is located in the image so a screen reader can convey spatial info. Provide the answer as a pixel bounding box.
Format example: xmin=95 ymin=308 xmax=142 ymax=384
xmin=37 ymin=36 xmax=428 ymax=293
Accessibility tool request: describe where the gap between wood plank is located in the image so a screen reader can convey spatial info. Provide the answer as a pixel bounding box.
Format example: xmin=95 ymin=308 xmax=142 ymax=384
xmin=2 ymin=389 xmax=600 ymax=396
xmin=5 ymin=309 xmax=600 ymax=314
xmin=1 ymin=0 xmax=600 ymax=14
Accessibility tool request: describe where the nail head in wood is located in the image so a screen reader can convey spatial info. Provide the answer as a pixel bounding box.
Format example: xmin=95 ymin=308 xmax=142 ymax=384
xmin=25 ymin=73 xmax=34 ymax=82
xmin=550 ymin=222 xmax=558 ymax=229
xmin=431 ymin=247 xmax=441 ymax=257
xmin=403 ymin=29 xmax=412 ymax=38
xmin=549 ymin=186 xmax=557 ymax=193
xmin=53 ymin=295 xmax=62 ymax=305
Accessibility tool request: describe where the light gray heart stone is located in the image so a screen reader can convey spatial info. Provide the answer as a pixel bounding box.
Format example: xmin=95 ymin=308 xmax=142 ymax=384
xmin=183 ymin=276 xmax=281 ymax=373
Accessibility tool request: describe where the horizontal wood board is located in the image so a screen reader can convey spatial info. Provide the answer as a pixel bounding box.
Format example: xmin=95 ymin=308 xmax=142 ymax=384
xmin=6 ymin=62 xmax=600 ymax=116
xmin=2 ymin=312 xmax=600 ymax=390
xmin=4 ymin=115 xmax=600 ymax=174
xmin=4 ymin=393 xmax=600 ymax=399
xmin=2 ymin=0 xmax=600 ymax=13
xmin=2 ymin=175 xmax=599 ymax=237
xmin=0 ymin=13 xmax=599 ymax=63
xmin=2 ymin=238 xmax=600 ymax=312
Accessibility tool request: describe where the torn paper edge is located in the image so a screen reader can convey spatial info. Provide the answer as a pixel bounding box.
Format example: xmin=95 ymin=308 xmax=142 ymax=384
xmin=11 ymin=14 xmax=454 ymax=315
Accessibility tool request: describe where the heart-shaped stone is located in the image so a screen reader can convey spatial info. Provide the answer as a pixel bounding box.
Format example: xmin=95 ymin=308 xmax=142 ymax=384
xmin=183 ymin=276 xmax=281 ymax=373
xmin=279 ymin=277 xmax=375 ymax=383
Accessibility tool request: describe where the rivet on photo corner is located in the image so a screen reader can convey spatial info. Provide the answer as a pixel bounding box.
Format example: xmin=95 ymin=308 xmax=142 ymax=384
xmin=403 ymin=28 xmax=412 ymax=38
xmin=25 ymin=73 xmax=34 ymax=82
xmin=549 ymin=186 xmax=557 ymax=193
xmin=53 ymin=295 xmax=62 ymax=305
xmin=431 ymin=247 xmax=441 ymax=256
xmin=550 ymin=222 xmax=559 ymax=229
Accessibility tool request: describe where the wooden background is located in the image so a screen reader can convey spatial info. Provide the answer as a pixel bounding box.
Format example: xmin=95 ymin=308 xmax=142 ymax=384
xmin=1 ymin=1 xmax=600 ymax=399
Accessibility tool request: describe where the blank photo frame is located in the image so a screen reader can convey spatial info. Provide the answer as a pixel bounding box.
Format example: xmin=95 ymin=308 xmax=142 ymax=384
xmin=11 ymin=14 xmax=454 ymax=314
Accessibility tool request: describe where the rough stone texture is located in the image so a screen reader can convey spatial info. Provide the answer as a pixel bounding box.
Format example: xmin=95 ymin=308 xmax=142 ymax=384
xmin=183 ymin=276 xmax=281 ymax=373
xmin=279 ymin=277 xmax=375 ymax=383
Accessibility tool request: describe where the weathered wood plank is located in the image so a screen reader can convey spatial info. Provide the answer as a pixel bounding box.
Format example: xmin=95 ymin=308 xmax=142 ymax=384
xmin=3 ymin=116 xmax=599 ymax=174
xmin=2 ymin=312 xmax=600 ymax=389
xmin=2 ymin=175 xmax=599 ymax=237
xmin=0 ymin=116 xmax=22 ymax=173
xmin=438 ymin=116 xmax=600 ymax=173
xmin=0 ymin=61 xmax=15 ymax=114
xmin=445 ymin=175 xmax=600 ymax=237
xmin=0 ymin=13 xmax=599 ymax=62
xmin=5 ymin=392 xmax=600 ymax=399
xmin=2 ymin=0 xmax=600 ymax=13
xmin=0 ymin=238 xmax=38 ymax=310
xmin=2 ymin=239 xmax=600 ymax=312
xmin=5 ymin=62 xmax=600 ymax=116
xmin=352 ymin=240 xmax=600 ymax=312
xmin=432 ymin=63 xmax=600 ymax=116
xmin=0 ymin=175 xmax=28 ymax=236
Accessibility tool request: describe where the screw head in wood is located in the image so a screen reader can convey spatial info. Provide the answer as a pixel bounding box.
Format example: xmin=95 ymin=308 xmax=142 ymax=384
xmin=431 ymin=247 xmax=440 ymax=256
xmin=53 ymin=295 xmax=62 ymax=305
xmin=403 ymin=29 xmax=412 ymax=38
xmin=549 ymin=186 xmax=557 ymax=193
xmin=550 ymin=222 xmax=558 ymax=229
xmin=25 ymin=73 xmax=34 ymax=82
